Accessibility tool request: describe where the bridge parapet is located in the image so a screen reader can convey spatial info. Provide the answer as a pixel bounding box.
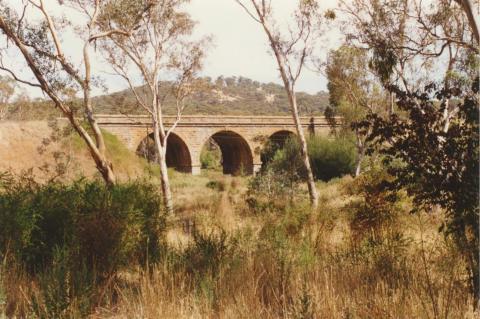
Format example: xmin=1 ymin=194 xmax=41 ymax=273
xmin=95 ymin=114 xmax=332 ymax=128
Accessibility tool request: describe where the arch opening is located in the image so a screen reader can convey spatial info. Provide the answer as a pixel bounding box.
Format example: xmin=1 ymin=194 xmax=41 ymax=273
xmin=261 ymin=130 xmax=296 ymax=167
xmin=202 ymin=131 xmax=253 ymax=176
xmin=269 ymin=130 xmax=295 ymax=148
xmin=136 ymin=133 xmax=192 ymax=173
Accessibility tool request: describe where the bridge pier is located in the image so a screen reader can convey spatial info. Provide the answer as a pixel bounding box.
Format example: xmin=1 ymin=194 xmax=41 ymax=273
xmin=253 ymin=163 xmax=262 ymax=175
xmin=191 ymin=165 xmax=201 ymax=176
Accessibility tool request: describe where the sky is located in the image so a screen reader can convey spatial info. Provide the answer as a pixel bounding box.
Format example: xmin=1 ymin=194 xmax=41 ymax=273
xmin=2 ymin=0 xmax=342 ymax=97
xmin=187 ymin=0 xmax=340 ymax=94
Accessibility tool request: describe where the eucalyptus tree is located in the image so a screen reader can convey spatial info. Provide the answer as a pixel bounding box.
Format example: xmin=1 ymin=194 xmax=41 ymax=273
xmin=0 ymin=0 xmax=136 ymax=185
xmin=355 ymin=79 xmax=480 ymax=306
xmin=341 ymin=0 xmax=480 ymax=305
xmin=325 ymin=45 xmax=388 ymax=176
xmin=341 ymin=0 xmax=479 ymax=130
xmin=99 ymin=0 xmax=207 ymax=213
xmin=234 ymin=0 xmax=334 ymax=208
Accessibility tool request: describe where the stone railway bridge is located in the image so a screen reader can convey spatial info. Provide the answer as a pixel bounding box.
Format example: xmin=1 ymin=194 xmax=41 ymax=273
xmin=97 ymin=115 xmax=330 ymax=175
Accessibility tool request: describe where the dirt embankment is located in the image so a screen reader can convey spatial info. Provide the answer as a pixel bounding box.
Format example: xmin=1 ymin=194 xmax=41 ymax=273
xmin=0 ymin=121 xmax=146 ymax=181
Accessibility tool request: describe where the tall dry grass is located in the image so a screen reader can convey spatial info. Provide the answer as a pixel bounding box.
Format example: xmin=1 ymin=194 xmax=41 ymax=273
xmin=1 ymin=173 xmax=477 ymax=318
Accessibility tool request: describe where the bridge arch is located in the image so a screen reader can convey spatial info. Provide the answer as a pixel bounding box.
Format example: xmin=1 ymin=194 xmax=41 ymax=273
xmin=136 ymin=132 xmax=192 ymax=173
xmin=260 ymin=130 xmax=297 ymax=167
xmin=269 ymin=130 xmax=296 ymax=147
xmin=204 ymin=130 xmax=254 ymax=175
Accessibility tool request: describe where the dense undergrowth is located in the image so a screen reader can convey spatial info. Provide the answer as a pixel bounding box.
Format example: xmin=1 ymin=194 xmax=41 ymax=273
xmin=260 ymin=135 xmax=357 ymax=183
xmin=0 ymin=166 xmax=476 ymax=318
xmin=0 ymin=175 xmax=165 ymax=318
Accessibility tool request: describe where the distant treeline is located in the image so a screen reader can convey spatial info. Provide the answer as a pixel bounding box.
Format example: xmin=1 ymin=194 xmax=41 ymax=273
xmin=3 ymin=76 xmax=329 ymax=120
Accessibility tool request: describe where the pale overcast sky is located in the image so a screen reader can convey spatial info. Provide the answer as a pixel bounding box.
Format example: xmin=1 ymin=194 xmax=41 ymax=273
xmin=188 ymin=0 xmax=340 ymax=94
xmin=2 ymin=0 xmax=342 ymax=97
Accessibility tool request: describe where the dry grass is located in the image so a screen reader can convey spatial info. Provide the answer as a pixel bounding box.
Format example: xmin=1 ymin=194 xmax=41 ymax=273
xmin=0 ymin=120 xmax=149 ymax=182
xmin=0 ymin=122 xmax=477 ymax=318
xmin=108 ymin=174 xmax=476 ymax=318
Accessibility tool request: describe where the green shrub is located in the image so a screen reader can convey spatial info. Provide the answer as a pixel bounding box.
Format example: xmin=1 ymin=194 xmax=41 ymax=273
xmin=200 ymin=140 xmax=222 ymax=170
xmin=259 ymin=135 xmax=356 ymax=183
xmin=0 ymin=178 xmax=165 ymax=275
xmin=0 ymin=176 xmax=166 ymax=317
xmin=345 ymin=167 xmax=402 ymax=243
xmin=246 ymin=168 xmax=298 ymax=214
xmin=344 ymin=167 xmax=411 ymax=286
xmin=206 ymin=180 xmax=226 ymax=192
xmin=308 ymin=135 xmax=356 ymax=181
xmin=269 ymin=137 xmax=307 ymax=183
xmin=253 ymin=203 xmax=314 ymax=313
xmin=181 ymin=230 xmax=233 ymax=278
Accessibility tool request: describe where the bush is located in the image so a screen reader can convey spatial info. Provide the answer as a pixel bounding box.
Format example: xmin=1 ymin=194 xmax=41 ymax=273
xmin=253 ymin=203 xmax=314 ymax=313
xmin=259 ymin=135 xmax=356 ymax=183
xmin=0 ymin=177 xmax=165 ymax=275
xmin=249 ymin=137 xmax=307 ymax=212
xmin=200 ymin=140 xmax=222 ymax=170
xmin=0 ymin=176 xmax=166 ymax=317
xmin=344 ymin=167 xmax=411 ymax=285
xmin=181 ymin=230 xmax=233 ymax=278
xmin=346 ymin=168 xmax=400 ymax=242
xmin=206 ymin=180 xmax=226 ymax=192
xmin=308 ymin=135 xmax=357 ymax=181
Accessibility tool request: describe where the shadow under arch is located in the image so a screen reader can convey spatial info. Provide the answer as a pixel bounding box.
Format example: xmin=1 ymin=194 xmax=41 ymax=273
xmin=261 ymin=130 xmax=297 ymax=167
xmin=136 ymin=132 xmax=192 ymax=173
xmin=206 ymin=130 xmax=253 ymax=175
xmin=269 ymin=130 xmax=296 ymax=147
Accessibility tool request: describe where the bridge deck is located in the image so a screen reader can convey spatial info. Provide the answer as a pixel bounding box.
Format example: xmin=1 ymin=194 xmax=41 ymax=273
xmin=95 ymin=114 xmax=332 ymax=128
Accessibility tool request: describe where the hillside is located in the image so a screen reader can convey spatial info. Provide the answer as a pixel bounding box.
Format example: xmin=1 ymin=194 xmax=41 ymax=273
xmin=4 ymin=76 xmax=329 ymax=120
xmin=95 ymin=76 xmax=329 ymax=116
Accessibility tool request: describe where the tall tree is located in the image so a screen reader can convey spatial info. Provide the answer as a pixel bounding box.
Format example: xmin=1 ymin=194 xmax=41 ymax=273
xmin=458 ymin=0 xmax=480 ymax=43
xmin=325 ymin=45 xmax=387 ymax=176
xmin=0 ymin=0 xmax=132 ymax=185
xmin=343 ymin=0 xmax=480 ymax=306
xmin=100 ymin=0 xmax=207 ymax=213
xmin=341 ymin=0 xmax=479 ymax=128
xmin=234 ymin=0 xmax=332 ymax=208
xmin=355 ymin=79 xmax=479 ymax=306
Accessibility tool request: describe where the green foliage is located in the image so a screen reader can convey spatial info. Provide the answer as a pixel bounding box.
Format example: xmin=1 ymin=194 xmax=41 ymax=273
xmin=308 ymin=135 xmax=357 ymax=181
xmin=249 ymin=135 xmax=356 ymax=213
xmin=181 ymin=230 xmax=233 ymax=278
xmin=342 ymin=167 xmax=411 ymax=286
xmin=260 ymin=135 xmax=356 ymax=182
xmin=200 ymin=139 xmax=222 ymax=170
xmin=167 ymin=229 xmax=237 ymax=309
xmin=356 ymin=80 xmax=479 ymax=299
xmin=268 ymin=136 xmax=307 ymax=182
xmin=346 ymin=167 xmax=403 ymax=242
xmin=30 ymin=247 xmax=95 ymax=319
xmin=206 ymin=180 xmax=225 ymax=192
xmin=253 ymin=203 xmax=315 ymax=313
xmin=0 ymin=177 xmax=166 ymax=317
xmin=326 ymin=45 xmax=369 ymax=110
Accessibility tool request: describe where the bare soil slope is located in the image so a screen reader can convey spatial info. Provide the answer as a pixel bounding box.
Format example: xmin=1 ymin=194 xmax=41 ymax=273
xmin=0 ymin=121 xmax=147 ymax=181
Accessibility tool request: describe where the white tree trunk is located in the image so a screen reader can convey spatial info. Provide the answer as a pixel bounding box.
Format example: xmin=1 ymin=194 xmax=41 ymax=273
xmin=153 ymin=123 xmax=173 ymax=214
xmin=0 ymin=14 xmax=117 ymax=186
xmin=354 ymin=130 xmax=366 ymax=177
xmin=460 ymin=0 xmax=480 ymax=43
xmin=290 ymin=92 xmax=319 ymax=208
xmin=355 ymin=146 xmax=365 ymax=177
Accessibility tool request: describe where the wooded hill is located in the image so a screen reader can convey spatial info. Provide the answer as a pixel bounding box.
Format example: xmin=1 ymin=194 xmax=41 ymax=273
xmin=5 ymin=76 xmax=329 ymax=120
